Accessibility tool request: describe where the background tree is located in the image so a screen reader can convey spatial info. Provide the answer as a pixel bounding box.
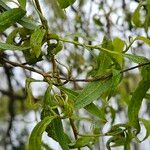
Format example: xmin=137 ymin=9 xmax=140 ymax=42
xmin=0 ymin=0 xmax=150 ymax=150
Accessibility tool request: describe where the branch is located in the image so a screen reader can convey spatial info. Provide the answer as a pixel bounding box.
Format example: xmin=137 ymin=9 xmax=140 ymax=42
xmin=2 ymin=58 xmax=150 ymax=83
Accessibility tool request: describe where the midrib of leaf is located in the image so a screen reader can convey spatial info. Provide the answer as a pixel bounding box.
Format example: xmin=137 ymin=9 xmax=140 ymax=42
xmin=74 ymin=79 xmax=112 ymax=109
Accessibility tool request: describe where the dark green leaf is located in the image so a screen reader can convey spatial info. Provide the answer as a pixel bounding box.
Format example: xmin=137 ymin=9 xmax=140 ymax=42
xmin=28 ymin=116 xmax=56 ymax=150
xmin=41 ymin=86 xmax=70 ymax=150
xmin=128 ymin=80 xmax=150 ymax=133
xmin=0 ymin=8 xmax=26 ymax=32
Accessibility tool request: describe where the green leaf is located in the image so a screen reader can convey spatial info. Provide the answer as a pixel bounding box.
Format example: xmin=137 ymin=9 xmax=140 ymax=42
xmin=60 ymin=87 xmax=106 ymax=121
xmin=0 ymin=1 xmax=37 ymax=30
xmin=18 ymin=0 xmax=26 ymax=9
xmin=95 ymin=36 xmax=113 ymax=76
xmin=53 ymin=41 xmax=63 ymax=54
xmin=57 ymin=0 xmax=76 ymax=9
xmin=18 ymin=17 xmax=37 ymax=30
xmin=41 ymin=86 xmax=70 ymax=150
xmin=0 ymin=8 xmax=26 ymax=32
xmin=132 ymin=2 xmax=143 ymax=27
xmin=69 ymin=136 xmax=95 ymax=149
xmin=0 ymin=42 xmax=30 ymax=51
xmin=49 ymin=0 xmax=66 ymax=19
xmin=74 ymin=79 xmax=112 ymax=109
xmin=128 ymin=80 xmax=150 ymax=134
xmin=25 ymin=78 xmax=40 ymax=109
xmin=135 ymin=36 xmax=150 ymax=45
xmin=112 ymin=37 xmax=124 ymax=66
xmin=124 ymin=54 xmax=149 ymax=64
xmin=28 ymin=116 xmax=56 ymax=150
xmin=140 ymin=118 xmax=150 ymax=141
xmin=144 ymin=0 xmax=150 ymax=31
xmin=30 ymin=26 xmax=46 ymax=58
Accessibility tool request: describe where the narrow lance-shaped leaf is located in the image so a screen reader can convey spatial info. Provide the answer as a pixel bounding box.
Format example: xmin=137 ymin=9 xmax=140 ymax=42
xmin=57 ymin=0 xmax=76 ymax=9
xmin=124 ymin=54 xmax=149 ymax=64
xmin=17 ymin=0 xmax=26 ymax=9
xmin=0 ymin=42 xmax=30 ymax=51
xmin=135 ymin=36 xmax=150 ymax=45
xmin=25 ymin=78 xmax=40 ymax=109
xmin=0 ymin=8 xmax=26 ymax=32
xmin=128 ymin=80 xmax=150 ymax=134
xmin=132 ymin=2 xmax=143 ymax=27
xmin=140 ymin=118 xmax=150 ymax=141
xmin=74 ymin=79 xmax=112 ymax=109
xmin=42 ymin=86 xmax=70 ymax=150
xmin=0 ymin=1 xmax=37 ymax=30
xmin=112 ymin=37 xmax=124 ymax=66
xmin=30 ymin=27 xmax=46 ymax=58
xmin=60 ymin=87 xmax=106 ymax=121
xmin=28 ymin=116 xmax=56 ymax=150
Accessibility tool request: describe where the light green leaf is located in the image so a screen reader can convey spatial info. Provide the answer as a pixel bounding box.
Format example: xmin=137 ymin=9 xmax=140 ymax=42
xmin=132 ymin=2 xmax=143 ymax=27
xmin=18 ymin=0 xmax=26 ymax=9
xmin=74 ymin=79 xmax=112 ymax=109
xmin=112 ymin=37 xmax=124 ymax=66
xmin=135 ymin=36 xmax=150 ymax=45
xmin=95 ymin=36 xmax=113 ymax=76
xmin=48 ymin=0 xmax=66 ymax=19
xmin=60 ymin=87 xmax=106 ymax=121
xmin=124 ymin=54 xmax=149 ymax=64
xmin=0 ymin=8 xmax=26 ymax=32
xmin=25 ymin=78 xmax=40 ymax=109
xmin=140 ymin=118 xmax=150 ymax=141
xmin=128 ymin=80 xmax=150 ymax=134
xmin=69 ymin=136 xmax=95 ymax=149
xmin=0 ymin=42 xmax=30 ymax=51
xmin=57 ymin=0 xmax=76 ymax=9
xmin=30 ymin=26 xmax=46 ymax=58
xmin=28 ymin=116 xmax=56 ymax=150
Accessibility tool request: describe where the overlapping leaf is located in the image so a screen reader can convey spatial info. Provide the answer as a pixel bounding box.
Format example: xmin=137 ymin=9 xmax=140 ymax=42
xmin=128 ymin=80 xmax=150 ymax=133
xmin=30 ymin=26 xmax=46 ymax=58
xmin=28 ymin=116 xmax=56 ymax=150
xmin=41 ymin=86 xmax=70 ymax=150
xmin=60 ymin=87 xmax=106 ymax=121
xmin=0 ymin=8 xmax=26 ymax=32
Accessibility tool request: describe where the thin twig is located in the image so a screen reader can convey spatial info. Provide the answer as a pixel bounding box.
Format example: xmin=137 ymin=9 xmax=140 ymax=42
xmin=2 ymin=58 xmax=150 ymax=83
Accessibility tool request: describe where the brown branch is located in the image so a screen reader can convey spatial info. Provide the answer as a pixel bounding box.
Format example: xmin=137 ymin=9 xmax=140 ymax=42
xmin=2 ymin=58 xmax=150 ymax=83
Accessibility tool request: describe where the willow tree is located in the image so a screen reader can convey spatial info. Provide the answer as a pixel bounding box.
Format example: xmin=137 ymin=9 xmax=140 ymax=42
xmin=0 ymin=0 xmax=150 ymax=150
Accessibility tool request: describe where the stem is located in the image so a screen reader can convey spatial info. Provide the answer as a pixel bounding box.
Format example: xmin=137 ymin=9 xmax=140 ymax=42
xmin=2 ymin=58 xmax=150 ymax=83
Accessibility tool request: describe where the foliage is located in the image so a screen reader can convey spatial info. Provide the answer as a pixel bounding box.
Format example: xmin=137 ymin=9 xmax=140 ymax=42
xmin=0 ymin=0 xmax=150 ymax=150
